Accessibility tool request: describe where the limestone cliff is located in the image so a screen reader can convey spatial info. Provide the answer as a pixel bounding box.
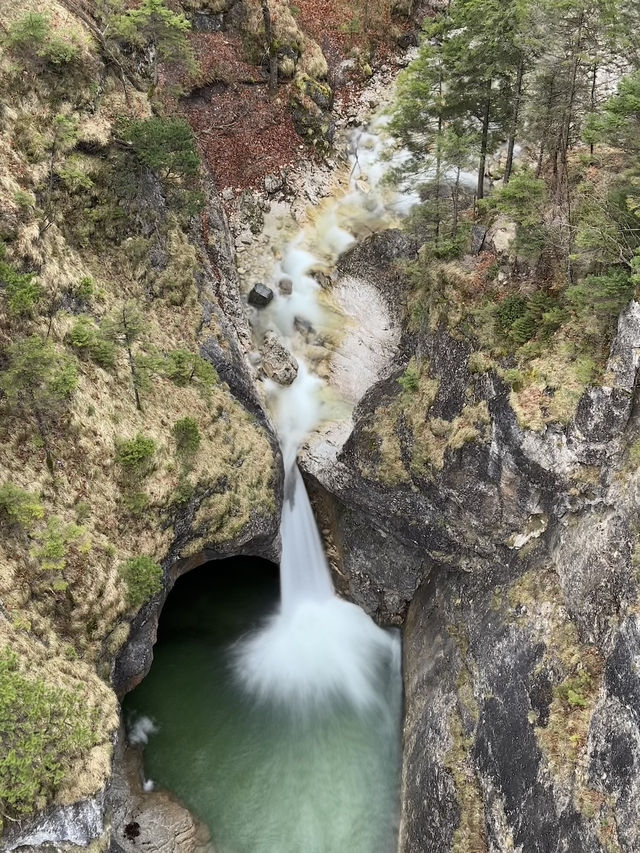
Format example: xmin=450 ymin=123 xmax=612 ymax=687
xmin=302 ymin=229 xmax=640 ymax=852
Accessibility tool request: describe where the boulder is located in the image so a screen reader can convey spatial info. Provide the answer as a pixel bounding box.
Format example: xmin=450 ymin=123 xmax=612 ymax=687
xmin=278 ymin=276 xmax=293 ymax=295
xmin=248 ymin=283 xmax=274 ymax=307
xmin=488 ymin=215 xmax=517 ymax=255
xmin=470 ymin=223 xmax=487 ymax=254
xmin=264 ymin=173 xmax=285 ymax=194
xmin=261 ymin=330 xmax=298 ymax=385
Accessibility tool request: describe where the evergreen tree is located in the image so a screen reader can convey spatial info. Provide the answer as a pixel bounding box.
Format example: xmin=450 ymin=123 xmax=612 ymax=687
xmin=0 ymin=336 xmax=77 ymax=471
xmin=107 ymin=0 xmax=195 ymax=87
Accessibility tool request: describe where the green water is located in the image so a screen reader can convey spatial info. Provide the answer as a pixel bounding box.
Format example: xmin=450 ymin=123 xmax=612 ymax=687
xmin=124 ymin=559 xmax=402 ymax=853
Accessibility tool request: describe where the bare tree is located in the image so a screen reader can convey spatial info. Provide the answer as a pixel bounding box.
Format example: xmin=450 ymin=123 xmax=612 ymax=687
xmin=261 ymin=0 xmax=278 ymax=96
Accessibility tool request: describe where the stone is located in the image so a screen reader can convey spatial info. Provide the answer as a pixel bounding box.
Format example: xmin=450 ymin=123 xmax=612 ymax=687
xmin=221 ymin=187 xmax=234 ymax=201
xmin=470 ymin=223 xmax=487 ymax=254
xmin=248 ymin=283 xmax=274 ymax=307
xmin=278 ymin=276 xmax=293 ymax=295
xmin=261 ymin=330 xmax=298 ymax=385
xmin=488 ymin=215 xmax=517 ymax=255
xmin=264 ymin=173 xmax=284 ymax=194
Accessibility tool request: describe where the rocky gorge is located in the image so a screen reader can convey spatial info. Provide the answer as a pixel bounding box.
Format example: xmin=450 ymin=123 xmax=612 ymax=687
xmin=2 ymin=0 xmax=640 ymax=852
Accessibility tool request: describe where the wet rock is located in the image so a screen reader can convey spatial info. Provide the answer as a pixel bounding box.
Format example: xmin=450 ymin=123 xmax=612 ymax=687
xmin=261 ymin=330 xmax=299 ymax=386
xmin=248 ymin=282 xmax=274 ymax=307
xmin=109 ymin=736 xmax=215 ymax=853
xmin=278 ymin=276 xmax=293 ymax=295
xmin=3 ymin=792 xmax=106 ymax=851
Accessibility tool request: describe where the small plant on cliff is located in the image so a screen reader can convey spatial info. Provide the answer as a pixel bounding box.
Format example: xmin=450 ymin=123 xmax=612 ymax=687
xmin=164 ymin=350 xmax=217 ymax=394
xmin=0 ymin=483 xmax=44 ymax=531
xmin=66 ymin=316 xmax=117 ymax=370
xmin=107 ymin=0 xmax=196 ymax=86
xmin=115 ymin=434 xmax=156 ymax=480
xmin=398 ymin=364 xmax=420 ymax=393
xmin=6 ymin=12 xmax=79 ymax=69
xmin=0 ymin=648 xmax=99 ymax=823
xmin=102 ymin=302 xmax=146 ymax=409
xmin=0 ymin=335 xmax=78 ymax=472
xmin=119 ymin=555 xmax=163 ymax=609
xmin=0 ymin=242 xmax=40 ymax=318
xmin=31 ymin=517 xmax=91 ymax=577
xmin=121 ymin=117 xmax=199 ymax=180
xmin=172 ymin=416 xmax=201 ymax=459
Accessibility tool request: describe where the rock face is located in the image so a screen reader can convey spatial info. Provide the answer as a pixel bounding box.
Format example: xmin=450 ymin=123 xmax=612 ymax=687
xmin=109 ymin=734 xmax=215 ymax=853
xmin=300 ymin=229 xmax=640 ymax=852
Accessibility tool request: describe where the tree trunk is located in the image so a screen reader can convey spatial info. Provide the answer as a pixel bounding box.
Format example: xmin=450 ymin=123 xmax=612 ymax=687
xmin=434 ymin=73 xmax=443 ymax=245
xmin=556 ymin=14 xmax=584 ymax=206
xmin=589 ymin=62 xmax=598 ymax=158
xmin=504 ymin=56 xmax=525 ymax=185
xmin=261 ymin=0 xmax=278 ymax=96
xmin=122 ymin=308 xmax=142 ymax=412
xmin=536 ymin=76 xmax=556 ymax=178
xmin=477 ymin=80 xmax=492 ymax=201
xmin=452 ymin=168 xmax=460 ymax=235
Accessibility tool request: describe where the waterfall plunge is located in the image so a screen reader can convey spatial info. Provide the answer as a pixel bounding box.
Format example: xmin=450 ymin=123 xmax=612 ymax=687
xmin=233 ymin=465 xmax=398 ymax=711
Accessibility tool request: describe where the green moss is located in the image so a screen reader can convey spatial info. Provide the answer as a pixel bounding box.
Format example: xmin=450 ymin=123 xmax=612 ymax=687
xmin=445 ymin=712 xmax=487 ymax=853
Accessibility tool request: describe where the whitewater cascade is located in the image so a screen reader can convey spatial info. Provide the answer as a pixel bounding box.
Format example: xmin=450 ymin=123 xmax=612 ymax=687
xmin=231 ymin=112 xmax=418 ymax=713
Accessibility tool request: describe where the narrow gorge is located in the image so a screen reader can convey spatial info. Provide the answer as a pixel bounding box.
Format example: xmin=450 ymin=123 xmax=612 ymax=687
xmin=2 ymin=1 xmax=640 ymax=853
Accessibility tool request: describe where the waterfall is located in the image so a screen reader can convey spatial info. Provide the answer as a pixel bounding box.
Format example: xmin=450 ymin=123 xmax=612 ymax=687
xmin=231 ymin=104 xmax=413 ymax=715
xmin=279 ymin=466 xmax=334 ymax=613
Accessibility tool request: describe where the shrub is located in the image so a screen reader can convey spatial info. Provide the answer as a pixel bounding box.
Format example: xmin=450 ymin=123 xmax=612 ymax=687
xmin=0 ymin=649 xmax=99 ymax=820
xmin=122 ymin=491 xmax=150 ymax=515
xmin=1 ymin=336 xmax=78 ymax=415
xmin=0 ymin=242 xmax=40 ymax=317
xmin=172 ymin=416 xmax=201 ymax=458
xmin=164 ymin=350 xmax=217 ymax=389
xmin=121 ymin=117 xmax=199 ymax=180
xmin=0 ymin=483 xmax=44 ymax=529
xmin=496 ymin=295 xmax=528 ymax=334
xmin=115 ymin=434 xmax=156 ymax=479
xmin=502 ymin=368 xmax=524 ymax=391
xmin=31 ymin=517 xmax=91 ymax=574
xmin=468 ymin=352 xmax=493 ymax=374
xmin=509 ymin=314 xmax=537 ymax=345
xmin=567 ymin=268 xmax=634 ymax=320
xmin=7 ymin=12 xmax=79 ymax=68
xmin=66 ymin=317 xmax=116 ymax=369
xmin=398 ymin=364 xmax=420 ymax=392
xmin=119 ymin=555 xmax=163 ymax=609
xmin=75 ymin=276 xmax=94 ymax=302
